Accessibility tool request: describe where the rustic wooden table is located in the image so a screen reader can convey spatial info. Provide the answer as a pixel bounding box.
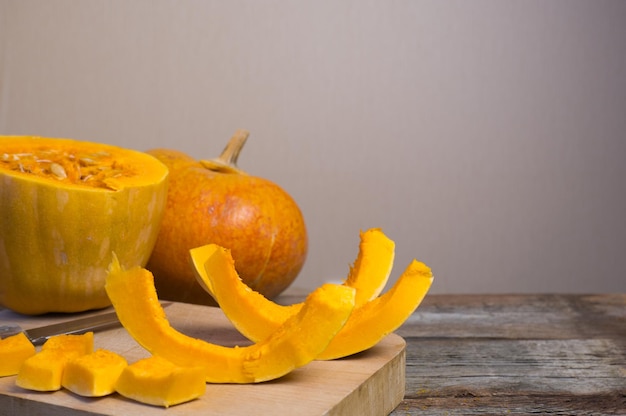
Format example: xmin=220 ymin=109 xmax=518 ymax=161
xmin=2 ymin=293 xmax=624 ymax=415
xmin=388 ymin=293 xmax=626 ymax=415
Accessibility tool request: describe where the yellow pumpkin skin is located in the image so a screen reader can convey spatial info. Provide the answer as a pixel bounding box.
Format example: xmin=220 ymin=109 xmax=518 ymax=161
xmin=105 ymin=256 xmax=355 ymax=383
xmin=146 ymin=130 xmax=307 ymax=305
xmin=192 ymin=237 xmax=433 ymax=360
xmin=0 ymin=136 xmax=169 ymax=315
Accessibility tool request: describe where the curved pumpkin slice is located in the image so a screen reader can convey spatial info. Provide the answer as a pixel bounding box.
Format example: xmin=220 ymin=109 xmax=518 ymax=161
xmin=316 ymin=259 xmax=432 ymax=360
xmin=343 ymin=228 xmax=395 ymax=305
xmin=194 ymin=244 xmax=433 ymax=359
xmin=192 ymin=244 xmax=297 ymax=341
xmin=191 ymin=228 xmax=394 ymax=307
xmin=105 ymin=257 xmax=355 ymax=383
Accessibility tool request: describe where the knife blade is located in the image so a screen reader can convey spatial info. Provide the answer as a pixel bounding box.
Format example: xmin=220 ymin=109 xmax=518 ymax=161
xmin=0 ymin=302 xmax=172 ymax=346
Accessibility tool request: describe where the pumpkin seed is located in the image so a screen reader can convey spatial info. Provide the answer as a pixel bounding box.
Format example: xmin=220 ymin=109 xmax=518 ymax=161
xmin=79 ymin=157 xmax=97 ymax=166
xmin=50 ymin=163 xmax=67 ymax=179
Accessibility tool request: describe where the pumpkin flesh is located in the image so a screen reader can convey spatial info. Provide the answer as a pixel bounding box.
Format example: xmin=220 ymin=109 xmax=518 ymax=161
xmin=115 ymin=355 xmax=205 ymax=408
xmin=192 ymin=227 xmax=394 ymax=309
xmin=0 ymin=332 xmax=36 ymax=377
xmin=192 ymin=237 xmax=433 ymax=359
xmin=317 ymin=259 xmax=433 ymax=360
xmin=343 ymin=228 xmax=395 ymax=306
xmin=105 ymin=256 xmax=355 ymax=383
xmin=190 ymin=228 xmax=396 ymax=342
xmin=61 ymin=349 xmax=128 ymax=397
xmin=16 ymin=332 xmax=94 ymax=391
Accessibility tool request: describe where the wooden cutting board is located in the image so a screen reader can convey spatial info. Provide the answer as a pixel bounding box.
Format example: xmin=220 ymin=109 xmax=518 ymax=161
xmin=0 ymin=302 xmax=406 ymax=416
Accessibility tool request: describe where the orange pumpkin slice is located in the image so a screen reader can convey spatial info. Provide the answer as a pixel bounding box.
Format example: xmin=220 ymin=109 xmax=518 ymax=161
xmin=317 ymin=259 xmax=432 ymax=360
xmin=193 ymin=243 xmax=433 ymax=360
xmin=192 ymin=227 xmax=394 ymax=309
xmin=105 ymin=256 xmax=355 ymax=383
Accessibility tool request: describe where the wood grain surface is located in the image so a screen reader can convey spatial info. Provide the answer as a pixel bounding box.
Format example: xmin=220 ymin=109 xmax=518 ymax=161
xmin=392 ymin=294 xmax=626 ymax=415
xmin=0 ymin=303 xmax=406 ymax=416
xmin=2 ymin=293 xmax=624 ymax=415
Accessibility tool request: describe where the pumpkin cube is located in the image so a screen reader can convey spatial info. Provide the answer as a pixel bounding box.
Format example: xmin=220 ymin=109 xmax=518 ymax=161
xmin=0 ymin=332 xmax=36 ymax=377
xmin=16 ymin=332 xmax=94 ymax=391
xmin=115 ymin=355 xmax=205 ymax=408
xmin=16 ymin=349 xmax=76 ymax=391
xmin=62 ymin=349 xmax=128 ymax=397
xmin=42 ymin=332 xmax=94 ymax=354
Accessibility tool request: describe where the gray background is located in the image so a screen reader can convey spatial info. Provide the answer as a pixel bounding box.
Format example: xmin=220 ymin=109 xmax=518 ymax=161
xmin=1 ymin=1 xmax=625 ymax=294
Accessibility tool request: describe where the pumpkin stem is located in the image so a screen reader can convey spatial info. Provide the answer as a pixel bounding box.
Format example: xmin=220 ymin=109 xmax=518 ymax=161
xmin=200 ymin=129 xmax=249 ymax=174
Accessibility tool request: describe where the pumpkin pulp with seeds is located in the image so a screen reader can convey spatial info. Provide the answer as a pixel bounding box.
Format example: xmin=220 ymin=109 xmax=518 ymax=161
xmin=1 ymin=148 xmax=135 ymax=190
xmin=0 ymin=136 xmax=169 ymax=315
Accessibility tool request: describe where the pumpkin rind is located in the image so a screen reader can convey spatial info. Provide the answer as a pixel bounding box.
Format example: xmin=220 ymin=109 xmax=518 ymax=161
xmin=105 ymin=256 xmax=355 ymax=383
xmin=146 ymin=130 xmax=307 ymax=305
xmin=0 ymin=136 xmax=169 ymax=314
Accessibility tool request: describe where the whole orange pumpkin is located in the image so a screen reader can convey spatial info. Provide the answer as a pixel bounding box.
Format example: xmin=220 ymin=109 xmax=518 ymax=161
xmin=146 ymin=130 xmax=307 ymax=305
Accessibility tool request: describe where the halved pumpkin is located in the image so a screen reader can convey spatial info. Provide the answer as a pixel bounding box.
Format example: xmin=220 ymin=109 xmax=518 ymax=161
xmin=105 ymin=256 xmax=355 ymax=383
xmin=193 ymin=243 xmax=433 ymax=360
xmin=0 ymin=136 xmax=169 ymax=314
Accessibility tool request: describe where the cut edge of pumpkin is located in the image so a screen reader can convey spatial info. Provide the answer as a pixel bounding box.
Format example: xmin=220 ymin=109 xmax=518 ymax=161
xmin=190 ymin=228 xmax=396 ymax=342
xmin=192 ymin=239 xmax=433 ymax=360
xmin=191 ymin=244 xmax=296 ymax=341
xmin=343 ymin=228 xmax=395 ymax=305
xmin=0 ymin=136 xmax=169 ymax=191
xmin=105 ymin=254 xmax=356 ymax=383
xmin=316 ymin=259 xmax=433 ymax=360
